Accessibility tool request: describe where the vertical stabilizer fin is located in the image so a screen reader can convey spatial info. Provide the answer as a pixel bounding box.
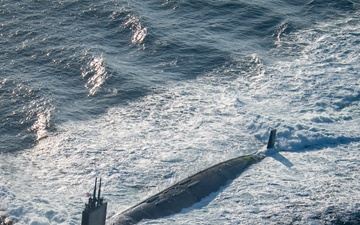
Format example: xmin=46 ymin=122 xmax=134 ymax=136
xmin=267 ymin=129 xmax=277 ymax=149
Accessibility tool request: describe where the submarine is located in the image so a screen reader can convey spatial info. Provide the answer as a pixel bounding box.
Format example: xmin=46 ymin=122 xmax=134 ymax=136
xmin=82 ymin=129 xmax=277 ymax=225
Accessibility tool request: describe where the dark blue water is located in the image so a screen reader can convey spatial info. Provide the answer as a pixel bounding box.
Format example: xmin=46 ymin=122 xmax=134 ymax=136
xmin=1 ymin=1 xmax=360 ymax=224
xmin=1 ymin=0 xmax=357 ymax=152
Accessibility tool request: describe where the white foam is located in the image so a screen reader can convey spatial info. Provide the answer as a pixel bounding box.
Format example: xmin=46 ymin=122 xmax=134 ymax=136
xmin=1 ymin=11 xmax=359 ymax=225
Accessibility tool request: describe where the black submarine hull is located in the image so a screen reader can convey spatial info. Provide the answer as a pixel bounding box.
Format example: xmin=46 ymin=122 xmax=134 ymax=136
xmin=109 ymin=154 xmax=266 ymax=225
xmin=109 ymin=130 xmax=277 ymax=225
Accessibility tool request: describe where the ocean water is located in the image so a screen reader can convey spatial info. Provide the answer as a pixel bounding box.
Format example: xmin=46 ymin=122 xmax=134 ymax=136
xmin=1 ymin=0 xmax=359 ymax=224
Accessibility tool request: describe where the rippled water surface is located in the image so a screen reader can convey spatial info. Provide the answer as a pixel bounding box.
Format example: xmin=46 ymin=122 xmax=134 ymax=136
xmin=1 ymin=0 xmax=359 ymax=224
